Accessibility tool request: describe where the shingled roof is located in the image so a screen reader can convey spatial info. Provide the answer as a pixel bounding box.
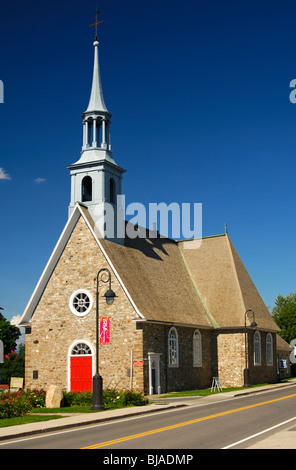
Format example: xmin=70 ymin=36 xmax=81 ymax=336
xmin=97 ymin=222 xmax=213 ymax=328
xmin=179 ymin=234 xmax=280 ymax=331
xmin=82 ymin=206 xmax=278 ymax=331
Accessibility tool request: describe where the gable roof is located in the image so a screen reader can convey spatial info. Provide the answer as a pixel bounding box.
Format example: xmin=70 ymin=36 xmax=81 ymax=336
xmin=82 ymin=208 xmax=213 ymax=327
xmin=18 ymin=204 xmax=212 ymax=329
xmin=178 ymin=234 xmax=280 ymax=332
xmin=19 ymin=205 xmax=279 ymax=333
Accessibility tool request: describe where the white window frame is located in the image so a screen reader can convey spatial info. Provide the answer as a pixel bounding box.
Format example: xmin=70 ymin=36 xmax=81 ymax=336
xmin=193 ymin=329 xmax=202 ymax=366
xmin=254 ymin=331 xmax=261 ymax=365
xmin=266 ymin=332 xmax=273 ymax=366
xmin=168 ymin=327 xmax=179 ymax=367
xmin=69 ymin=289 xmax=93 ymax=317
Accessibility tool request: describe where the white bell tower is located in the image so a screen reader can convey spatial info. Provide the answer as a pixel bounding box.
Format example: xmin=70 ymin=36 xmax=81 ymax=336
xmin=68 ymin=12 xmax=125 ymax=244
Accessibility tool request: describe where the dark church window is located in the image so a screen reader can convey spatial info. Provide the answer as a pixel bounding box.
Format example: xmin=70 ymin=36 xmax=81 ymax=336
xmin=110 ymin=178 xmax=115 ymax=203
xmin=82 ymin=176 xmax=92 ymax=202
xmin=71 ymin=343 xmax=92 ymax=355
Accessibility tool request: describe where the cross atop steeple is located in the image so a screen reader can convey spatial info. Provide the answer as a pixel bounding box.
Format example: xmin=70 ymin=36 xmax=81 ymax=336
xmin=90 ymin=9 xmax=103 ymax=40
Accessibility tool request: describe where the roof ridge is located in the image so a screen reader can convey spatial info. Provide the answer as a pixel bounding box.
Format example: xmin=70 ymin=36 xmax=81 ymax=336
xmin=177 ymin=244 xmax=219 ymax=328
xmin=178 ymin=233 xmax=226 ymax=242
xmin=224 ymin=234 xmax=246 ymax=314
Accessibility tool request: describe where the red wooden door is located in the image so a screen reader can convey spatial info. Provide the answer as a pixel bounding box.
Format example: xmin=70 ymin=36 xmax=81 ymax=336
xmin=70 ymin=356 xmax=92 ymax=392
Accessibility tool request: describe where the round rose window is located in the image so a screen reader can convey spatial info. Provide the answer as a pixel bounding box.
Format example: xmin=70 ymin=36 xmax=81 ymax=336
xmin=69 ymin=289 xmax=93 ymax=317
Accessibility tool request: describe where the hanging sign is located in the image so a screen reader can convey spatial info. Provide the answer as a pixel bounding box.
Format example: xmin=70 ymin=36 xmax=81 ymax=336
xmin=133 ymin=360 xmax=144 ymax=365
xmin=100 ymin=317 xmax=110 ymax=344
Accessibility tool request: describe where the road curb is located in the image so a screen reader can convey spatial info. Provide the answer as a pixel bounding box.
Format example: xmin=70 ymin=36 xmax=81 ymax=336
xmin=0 ymin=403 xmax=186 ymax=442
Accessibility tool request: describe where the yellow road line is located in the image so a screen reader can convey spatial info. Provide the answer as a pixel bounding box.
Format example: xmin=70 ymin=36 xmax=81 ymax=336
xmin=82 ymin=392 xmax=296 ymax=449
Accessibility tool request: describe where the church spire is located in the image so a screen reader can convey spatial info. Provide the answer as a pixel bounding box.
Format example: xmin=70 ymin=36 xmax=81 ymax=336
xmin=85 ymin=10 xmax=108 ymax=114
xmin=80 ymin=9 xmax=112 ymax=155
xmin=68 ymin=12 xmax=126 ymax=245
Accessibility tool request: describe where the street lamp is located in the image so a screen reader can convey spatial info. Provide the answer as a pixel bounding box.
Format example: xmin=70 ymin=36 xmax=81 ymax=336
xmin=91 ymin=268 xmax=116 ymax=411
xmin=243 ymin=309 xmax=257 ymax=388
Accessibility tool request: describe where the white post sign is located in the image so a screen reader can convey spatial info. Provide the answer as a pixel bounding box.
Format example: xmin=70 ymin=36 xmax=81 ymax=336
xmin=211 ymin=376 xmax=222 ymax=393
xmin=0 ymin=340 xmax=3 ymax=364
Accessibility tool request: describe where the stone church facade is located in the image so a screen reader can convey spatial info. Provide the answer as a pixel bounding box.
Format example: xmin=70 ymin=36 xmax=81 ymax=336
xmin=19 ymin=18 xmax=286 ymax=395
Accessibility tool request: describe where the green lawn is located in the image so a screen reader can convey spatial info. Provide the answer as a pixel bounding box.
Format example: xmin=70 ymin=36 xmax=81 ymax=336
xmin=0 ymin=404 xmax=129 ymax=428
xmin=158 ymin=382 xmax=273 ymax=398
xmin=30 ymin=406 xmax=103 ymax=413
xmin=0 ymin=414 xmax=63 ymax=428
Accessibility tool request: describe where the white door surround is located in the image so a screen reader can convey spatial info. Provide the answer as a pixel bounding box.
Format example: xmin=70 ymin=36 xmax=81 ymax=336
xmin=148 ymin=352 xmax=161 ymax=395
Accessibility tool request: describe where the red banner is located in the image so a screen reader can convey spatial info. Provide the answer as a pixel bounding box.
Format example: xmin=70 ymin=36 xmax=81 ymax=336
xmin=100 ymin=317 xmax=110 ymax=344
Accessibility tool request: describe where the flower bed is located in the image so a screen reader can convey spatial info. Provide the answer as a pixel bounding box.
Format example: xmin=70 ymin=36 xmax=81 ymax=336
xmin=0 ymin=388 xmax=148 ymax=418
xmin=0 ymin=389 xmax=46 ymax=419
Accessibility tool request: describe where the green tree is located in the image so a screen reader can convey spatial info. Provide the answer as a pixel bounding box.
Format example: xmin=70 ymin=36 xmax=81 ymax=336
xmin=272 ymin=292 xmax=296 ymax=344
xmin=1 ymin=344 xmax=25 ymax=384
xmin=0 ymin=310 xmax=21 ymax=355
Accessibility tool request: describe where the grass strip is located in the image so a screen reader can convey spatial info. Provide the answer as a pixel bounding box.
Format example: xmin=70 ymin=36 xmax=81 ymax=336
xmin=0 ymin=414 xmax=63 ymax=428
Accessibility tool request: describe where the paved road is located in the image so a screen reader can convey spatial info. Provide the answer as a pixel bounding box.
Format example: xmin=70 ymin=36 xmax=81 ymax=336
xmin=1 ymin=386 xmax=296 ymax=449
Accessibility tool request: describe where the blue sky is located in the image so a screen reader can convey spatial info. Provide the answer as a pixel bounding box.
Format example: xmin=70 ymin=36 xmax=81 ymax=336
xmin=1 ymin=0 xmax=296 ymax=322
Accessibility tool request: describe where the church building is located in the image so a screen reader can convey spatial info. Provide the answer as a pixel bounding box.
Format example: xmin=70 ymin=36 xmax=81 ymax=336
xmin=19 ymin=17 xmax=283 ymax=395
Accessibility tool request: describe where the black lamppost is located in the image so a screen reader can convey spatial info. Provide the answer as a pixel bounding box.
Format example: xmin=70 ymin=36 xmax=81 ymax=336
xmin=243 ymin=309 xmax=257 ymax=388
xmin=91 ymin=268 xmax=116 ymax=411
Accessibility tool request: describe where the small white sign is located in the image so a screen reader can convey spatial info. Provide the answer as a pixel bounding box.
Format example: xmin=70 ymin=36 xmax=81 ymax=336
xmin=211 ymin=376 xmax=222 ymax=392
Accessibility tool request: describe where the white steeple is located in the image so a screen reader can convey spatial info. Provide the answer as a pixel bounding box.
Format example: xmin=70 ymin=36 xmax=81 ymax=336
xmin=85 ymin=38 xmax=108 ymax=114
xmin=68 ymin=12 xmax=125 ymax=244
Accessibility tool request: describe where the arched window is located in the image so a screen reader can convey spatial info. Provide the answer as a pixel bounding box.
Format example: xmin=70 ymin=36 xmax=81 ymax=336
xmin=168 ymin=327 xmax=179 ymax=366
xmin=71 ymin=342 xmax=92 ymax=355
xmin=109 ymin=178 xmax=115 ymax=204
xmin=193 ymin=329 xmax=202 ymax=366
xmin=254 ymin=331 xmax=261 ymax=365
xmin=266 ymin=333 xmax=273 ymax=366
xmin=82 ymin=176 xmax=92 ymax=202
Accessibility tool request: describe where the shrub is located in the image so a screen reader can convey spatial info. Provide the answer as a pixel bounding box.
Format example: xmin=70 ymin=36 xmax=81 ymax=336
xmin=24 ymin=389 xmax=46 ymax=408
xmin=0 ymin=389 xmax=46 ymax=419
xmin=1 ymin=346 xmax=25 ymax=384
xmin=120 ymin=390 xmax=148 ymax=407
xmin=0 ymin=387 xmax=147 ymax=418
xmin=0 ymin=391 xmax=31 ymax=418
xmin=102 ymin=388 xmax=148 ymax=409
xmin=63 ymin=391 xmax=92 ymax=407
xmin=63 ymin=388 xmax=148 ymax=409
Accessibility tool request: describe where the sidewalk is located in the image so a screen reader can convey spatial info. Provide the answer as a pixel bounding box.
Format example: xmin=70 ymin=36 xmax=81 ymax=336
xmin=1 ymin=379 xmax=296 ymax=447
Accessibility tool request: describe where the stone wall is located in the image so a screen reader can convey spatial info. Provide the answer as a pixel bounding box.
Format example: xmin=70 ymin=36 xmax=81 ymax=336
xmin=140 ymin=323 xmax=213 ymax=394
xmin=25 ymin=216 xmax=144 ymax=393
xmin=217 ymin=330 xmax=278 ymax=388
xmin=217 ymin=332 xmax=245 ymax=387
xmin=250 ymin=331 xmax=277 ymax=385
